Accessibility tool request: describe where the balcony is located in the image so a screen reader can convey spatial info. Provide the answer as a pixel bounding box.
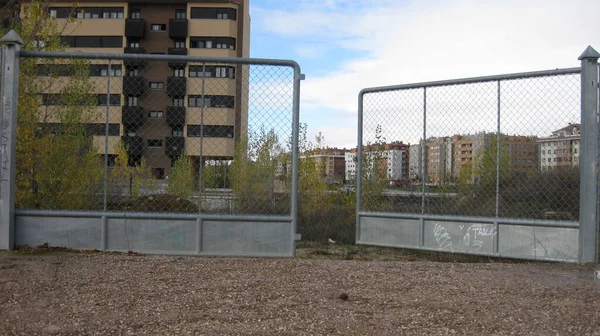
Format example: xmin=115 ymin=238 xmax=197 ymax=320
xmin=166 ymin=106 xmax=186 ymax=126
xmin=169 ymin=19 xmax=188 ymax=39
xmin=168 ymin=47 xmax=188 ymax=55
xmin=167 ymin=76 xmax=186 ymax=97
xmin=167 ymin=48 xmax=187 ymax=69
xmin=122 ymin=136 xmax=144 ymax=156
xmin=125 ymin=19 xmax=146 ymax=38
xmin=124 ymin=47 xmax=147 ymax=68
xmin=123 ymin=76 xmax=145 ymax=96
xmin=165 ymin=137 xmax=185 ymax=158
xmin=122 ymin=106 xmax=146 ymax=125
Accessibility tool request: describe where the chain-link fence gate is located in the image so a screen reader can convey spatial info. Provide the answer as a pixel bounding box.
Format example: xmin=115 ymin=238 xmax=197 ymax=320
xmin=1 ymin=42 xmax=302 ymax=257
xmin=356 ymin=67 xmax=588 ymax=262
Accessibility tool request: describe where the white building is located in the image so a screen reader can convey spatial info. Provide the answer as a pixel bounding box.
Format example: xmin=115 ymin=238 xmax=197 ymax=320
xmin=538 ymin=124 xmax=580 ymax=171
xmin=345 ymin=143 xmax=409 ymax=185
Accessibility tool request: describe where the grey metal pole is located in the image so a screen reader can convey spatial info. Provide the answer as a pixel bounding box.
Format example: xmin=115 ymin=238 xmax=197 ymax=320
xmin=356 ymin=91 xmax=364 ymax=243
xmin=291 ymin=66 xmax=303 ymax=255
xmin=495 ymin=80 xmax=501 ymax=218
xmin=421 ymin=88 xmax=427 ymax=214
xmin=103 ymin=60 xmax=111 ymax=211
xmin=198 ymin=62 xmax=206 ymax=213
xmin=0 ymin=30 xmax=23 ymax=250
xmin=578 ymin=45 xmax=600 ymax=263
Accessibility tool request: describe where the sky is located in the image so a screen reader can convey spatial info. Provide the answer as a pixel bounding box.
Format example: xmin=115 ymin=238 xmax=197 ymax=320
xmin=248 ymin=0 xmax=600 ymax=149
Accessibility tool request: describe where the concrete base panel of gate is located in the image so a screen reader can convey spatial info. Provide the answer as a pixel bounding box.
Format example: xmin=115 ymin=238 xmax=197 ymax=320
xmin=15 ymin=215 xmax=294 ymax=257
xmin=498 ymin=225 xmax=578 ymax=262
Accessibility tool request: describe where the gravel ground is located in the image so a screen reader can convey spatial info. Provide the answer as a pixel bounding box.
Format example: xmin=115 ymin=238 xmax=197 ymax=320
xmin=1 ymin=250 xmax=599 ymax=335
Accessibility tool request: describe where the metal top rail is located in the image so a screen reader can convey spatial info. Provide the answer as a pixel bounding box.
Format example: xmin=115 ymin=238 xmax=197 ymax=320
xmin=359 ymin=67 xmax=581 ymax=95
xmin=19 ymin=50 xmax=301 ymax=69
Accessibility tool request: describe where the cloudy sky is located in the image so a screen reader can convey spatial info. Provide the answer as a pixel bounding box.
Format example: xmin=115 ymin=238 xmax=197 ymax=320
xmin=248 ymin=0 xmax=599 ymax=148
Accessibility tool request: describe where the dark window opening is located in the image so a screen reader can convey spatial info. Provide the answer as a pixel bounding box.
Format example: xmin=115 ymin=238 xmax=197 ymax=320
xmin=187 ymin=125 xmax=234 ymax=138
xmin=130 ymin=9 xmax=141 ymax=19
xmin=188 ymin=95 xmax=234 ymax=108
xmin=175 ymin=9 xmax=186 ymax=19
xmin=189 ymin=37 xmax=235 ymax=50
xmin=190 ymin=7 xmax=236 ymax=20
xmin=189 ymin=65 xmax=235 ymax=78
xmin=147 ymin=139 xmax=163 ymax=148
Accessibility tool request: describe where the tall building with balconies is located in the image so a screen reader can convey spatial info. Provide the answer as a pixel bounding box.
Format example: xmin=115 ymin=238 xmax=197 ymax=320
xmin=7 ymin=0 xmax=250 ymax=180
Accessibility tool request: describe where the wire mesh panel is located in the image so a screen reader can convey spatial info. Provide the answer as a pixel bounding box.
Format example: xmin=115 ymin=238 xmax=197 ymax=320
xmin=16 ymin=55 xmax=297 ymax=216
xmin=358 ymin=68 xmax=582 ymax=261
xmin=12 ymin=51 xmax=300 ymax=257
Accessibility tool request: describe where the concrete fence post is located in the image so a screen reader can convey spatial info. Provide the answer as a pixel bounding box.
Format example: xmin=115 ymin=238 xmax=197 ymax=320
xmin=578 ymin=45 xmax=600 ymax=263
xmin=0 ymin=30 xmax=23 ymax=250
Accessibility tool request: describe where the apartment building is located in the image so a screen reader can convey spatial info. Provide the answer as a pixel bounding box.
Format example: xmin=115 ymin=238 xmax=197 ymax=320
xmin=408 ymin=132 xmax=538 ymax=184
xmin=345 ymin=142 xmax=410 ymax=185
xmin=538 ymin=124 xmax=580 ymax=170
xmin=301 ymin=148 xmax=348 ymax=184
xmin=8 ymin=0 xmax=250 ymax=179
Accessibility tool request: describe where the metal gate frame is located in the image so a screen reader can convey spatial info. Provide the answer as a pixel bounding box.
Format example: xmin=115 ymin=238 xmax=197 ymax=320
xmin=0 ymin=31 xmax=303 ymax=257
xmin=356 ymin=46 xmax=600 ymax=263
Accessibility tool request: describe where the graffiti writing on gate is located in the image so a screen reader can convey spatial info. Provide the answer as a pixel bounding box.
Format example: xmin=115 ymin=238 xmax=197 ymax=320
xmin=433 ymin=222 xmax=497 ymax=252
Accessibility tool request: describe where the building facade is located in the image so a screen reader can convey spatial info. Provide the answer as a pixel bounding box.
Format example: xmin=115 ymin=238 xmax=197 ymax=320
xmin=9 ymin=0 xmax=250 ymax=180
xmin=345 ymin=142 xmax=409 ymax=185
xmin=408 ymin=132 xmax=538 ymax=185
xmin=538 ymin=124 xmax=580 ymax=170
xmin=301 ymin=148 xmax=348 ymax=184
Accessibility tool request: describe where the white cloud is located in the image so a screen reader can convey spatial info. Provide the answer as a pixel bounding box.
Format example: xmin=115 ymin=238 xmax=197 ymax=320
xmin=253 ymin=0 xmax=599 ymax=147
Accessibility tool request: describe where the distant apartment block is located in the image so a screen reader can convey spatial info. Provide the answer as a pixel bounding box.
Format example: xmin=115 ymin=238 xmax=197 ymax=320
xmin=302 ymin=148 xmax=348 ymax=184
xmin=345 ymin=142 xmax=409 ymax=185
xmin=409 ymin=132 xmax=537 ymax=185
xmin=537 ymin=124 xmax=580 ymax=170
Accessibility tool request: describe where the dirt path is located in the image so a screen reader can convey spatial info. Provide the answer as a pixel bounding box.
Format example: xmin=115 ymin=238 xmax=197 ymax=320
xmin=1 ymin=250 xmax=599 ymax=335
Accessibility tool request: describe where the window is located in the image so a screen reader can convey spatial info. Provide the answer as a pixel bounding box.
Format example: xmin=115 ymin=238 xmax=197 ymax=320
xmin=151 ymin=24 xmax=166 ymax=31
xmin=190 ymin=37 xmax=236 ymax=50
xmin=149 ymin=111 xmax=164 ymax=118
xmin=150 ymin=82 xmax=164 ymax=90
xmin=189 ymin=65 xmax=211 ymax=78
xmin=152 ymin=168 xmax=165 ymax=180
xmin=37 ymin=123 xmax=120 ymax=136
xmin=97 ymin=94 xmax=121 ymax=106
xmin=172 ymin=126 xmax=184 ymax=137
xmin=130 ymin=9 xmax=141 ymax=19
xmin=92 ymin=64 xmax=122 ymax=77
xmin=127 ymin=68 xmax=139 ymax=77
xmin=60 ymin=36 xmax=123 ymax=48
xmin=188 ymin=95 xmax=234 ymax=108
xmin=102 ymin=7 xmax=124 ymax=19
xmin=174 ymin=40 xmax=185 ymax=48
xmin=147 ymin=140 xmax=163 ymax=148
xmin=189 ymin=65 xmax=235 ymax=78
xmin=33 ymin=40 xmax=46 ymax=48
xmin=187 ymin=125 xmax=234 ymax=138
xmin=127 ymin=96 xmax=138 ymax=106
xmin=172 ymin=98 xmax=185 ymax=107
xmin=173 ymin=69 xmax=185 ymax=77
xmin=129 ymin=40 xmax=140 ymax=48
xmin=175 ymin=9 xmax=186 ymax=19
xmin=190 ymin=7 xmax=237 ymax=20
xmin=215 ymin=66 xmax=235 ymax=78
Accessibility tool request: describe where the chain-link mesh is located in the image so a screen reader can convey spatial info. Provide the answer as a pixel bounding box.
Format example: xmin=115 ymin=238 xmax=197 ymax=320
xmin=360 ymin=72 xmax=581 ymax=221
xmin=16 ymin=55 xmax=295 ymax=215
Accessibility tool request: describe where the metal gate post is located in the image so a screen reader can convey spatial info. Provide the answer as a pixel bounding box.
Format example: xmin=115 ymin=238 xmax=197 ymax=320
xmin=578 ymin=46 xmax=600 ymax=263
xmin=0 ymin=30 xmax=23 ymax=250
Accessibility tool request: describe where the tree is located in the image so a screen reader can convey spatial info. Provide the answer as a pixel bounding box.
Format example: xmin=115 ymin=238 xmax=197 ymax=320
xmin=167 ymin=154 xmax=195 ymax=199
xmin=3 ymin=1 xmax=105 ymax=210
xmin=360 ymin=124 xmax=389 ymax=211
xmin=472 ymin=137 xmax=512 ymax=188
xmin=230 ymin=127 xmax=283 ymax=214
